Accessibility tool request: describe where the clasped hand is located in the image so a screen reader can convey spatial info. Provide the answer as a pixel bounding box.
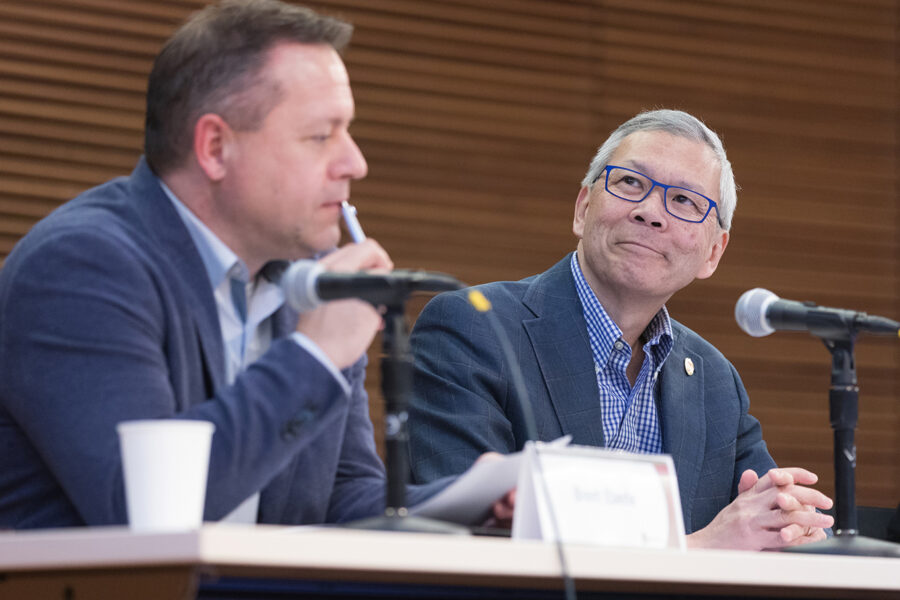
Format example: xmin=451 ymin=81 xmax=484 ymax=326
xmin=688 ymin=467 xmax=834 ymax=551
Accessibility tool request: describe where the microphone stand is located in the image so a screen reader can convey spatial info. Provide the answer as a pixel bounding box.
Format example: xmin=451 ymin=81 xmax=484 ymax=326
xmin=785 ymin=335 xmax=900 ymax=557
xmin=348 ymin=303 xmax=468 ymax=534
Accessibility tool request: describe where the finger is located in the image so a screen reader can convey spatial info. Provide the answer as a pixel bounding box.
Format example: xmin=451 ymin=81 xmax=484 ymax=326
xmin=774 ymin=491 xmax=829 ymax=512
xmin=754 ymin=468 xmax=795 ymax=491
xmin=775 ymin=485 xmax=833 ymax=511
xmin=772 ymin=467 xmax=820 ymax=487
xmin=738 ymin=469 xmax=759 ymax=495
xmin=493 ymin=497 xmax=515 ymax=521
xmin=320 ymin=239 xmax=393 ymax=272
xmin=346 ymin=239 xmax=392 ymax=271
xmin=755 ymin=467 xmax=823 ymax=495
xmin=778 ymin=523 xmax=807 ymax=544
xmin=763 ymin=524 xmax=818 ymax=549
xmin=756 ymin=529 xmax=791 ymax=550
xmin=774 ymin=492 xmax=804 ymax=512
xmin=781 ymin=527 xmax=828 ymax=548
xmin=354 ymin=239 xmax=392 ymax=271
xmin=492 ymin=489 xmax=516 ymax=522
xmin=492 ymin=503 xmax=511 ymax=521
xmin=764 ymin=506 xmax=834 ymax=532
xmin=781 ymin=507 xmax=833 ymax=529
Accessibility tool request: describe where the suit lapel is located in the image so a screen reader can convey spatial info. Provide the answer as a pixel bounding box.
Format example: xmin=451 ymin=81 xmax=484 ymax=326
xmin=127 ymin=159 xmax=226 ymax=394
xmin=521 ymin=255 xmax=604 ymax=446
xmin=657 ymin=327 xmax=706 ymax=528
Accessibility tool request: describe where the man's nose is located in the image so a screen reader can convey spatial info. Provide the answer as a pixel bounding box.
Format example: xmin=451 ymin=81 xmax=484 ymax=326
xmin=333 ymin=133 xmax=368 ymax=180
xmin=631 ymin=185 xmax=668 ymax=228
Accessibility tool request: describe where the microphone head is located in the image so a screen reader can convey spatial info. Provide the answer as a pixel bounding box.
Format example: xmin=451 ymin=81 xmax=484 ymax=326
xmin=282 ymin=259 xmax=325 ymax=312
xmin=735 ymin=288 xmax=779 ymax=337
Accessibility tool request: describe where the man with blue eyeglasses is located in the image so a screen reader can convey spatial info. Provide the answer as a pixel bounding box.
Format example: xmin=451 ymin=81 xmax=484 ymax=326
xmin=408 ymin=109 xmax=834 ymax=550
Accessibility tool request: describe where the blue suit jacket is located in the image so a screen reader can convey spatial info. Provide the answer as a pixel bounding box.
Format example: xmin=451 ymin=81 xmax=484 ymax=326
xmin=409 ymin=254 xmax=776 ymax=534
xmin=0 ymin=158 xmax=446 ymax=529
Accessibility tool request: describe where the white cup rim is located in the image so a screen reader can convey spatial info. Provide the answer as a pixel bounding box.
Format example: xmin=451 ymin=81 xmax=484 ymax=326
xmin=116 ymin=419 xmax=215 ymax=434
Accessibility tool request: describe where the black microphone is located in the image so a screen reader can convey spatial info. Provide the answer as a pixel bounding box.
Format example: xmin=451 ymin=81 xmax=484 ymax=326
xmin=282 ymin=260 xmax=464 ymax=312
xmin=735 ymin=288 xmax=900 ymax=339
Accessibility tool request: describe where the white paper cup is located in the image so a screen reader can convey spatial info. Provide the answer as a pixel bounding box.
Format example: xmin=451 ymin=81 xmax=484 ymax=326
xmin=117 ymin=419 xmax=214 ymax=532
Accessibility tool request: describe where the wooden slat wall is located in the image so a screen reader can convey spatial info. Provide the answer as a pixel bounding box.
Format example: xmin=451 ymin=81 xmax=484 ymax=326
xmin=0 ymin=0 xmax=896 ymax=508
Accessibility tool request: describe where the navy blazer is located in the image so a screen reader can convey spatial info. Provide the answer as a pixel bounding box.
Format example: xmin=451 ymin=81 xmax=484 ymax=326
xmin=409 ymin=254 xmax=776 ymax=533
xmin=0 ymin=158 xmax=446 ymax=529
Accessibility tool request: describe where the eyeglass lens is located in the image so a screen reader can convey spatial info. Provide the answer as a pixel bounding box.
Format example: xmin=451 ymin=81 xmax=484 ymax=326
xmin=606 ymin=167 xmax=710 ymax=223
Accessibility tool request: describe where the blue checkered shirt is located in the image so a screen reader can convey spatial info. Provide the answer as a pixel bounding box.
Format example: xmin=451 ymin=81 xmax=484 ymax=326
xmin=571 ymin=253 xmax=673 ymax=454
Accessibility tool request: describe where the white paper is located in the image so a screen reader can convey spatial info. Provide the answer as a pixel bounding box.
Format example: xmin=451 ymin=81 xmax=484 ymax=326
xmin=410 ymin=436 xmax=571 ymax=526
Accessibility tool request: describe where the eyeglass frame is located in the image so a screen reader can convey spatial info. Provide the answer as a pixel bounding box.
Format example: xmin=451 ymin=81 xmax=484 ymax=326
xmin=592 ymin=165 xmax=721 ymax=226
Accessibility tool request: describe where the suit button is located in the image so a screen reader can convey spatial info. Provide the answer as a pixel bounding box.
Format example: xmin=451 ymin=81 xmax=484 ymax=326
xmin=280 ymin=409 xmax=315 ymax=441
xmin=281 ymin=420 xmax=301 ymax=440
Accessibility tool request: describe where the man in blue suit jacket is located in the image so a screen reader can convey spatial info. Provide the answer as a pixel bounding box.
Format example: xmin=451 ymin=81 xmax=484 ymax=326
xmin=410 ymin=110 xmax=834 ymax=550
xmin=0 ymin=0 xmax=460 ymax=529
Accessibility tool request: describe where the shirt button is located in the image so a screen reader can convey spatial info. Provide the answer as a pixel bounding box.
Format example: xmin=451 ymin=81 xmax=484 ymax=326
xmin=614 ymin=341 xmax=625 ymax=351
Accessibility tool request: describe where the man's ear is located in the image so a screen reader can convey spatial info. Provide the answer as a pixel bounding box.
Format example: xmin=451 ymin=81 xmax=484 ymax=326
xmin=572 ymin=186 xmax=591 ymax=239
xmin=192 ymin=113 xmax=231 ymax=182
xmin=696 ymin=229 xmax=729 ymax=279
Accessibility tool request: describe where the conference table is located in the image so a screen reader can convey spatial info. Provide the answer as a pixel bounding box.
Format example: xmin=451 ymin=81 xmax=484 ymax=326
xmin=0 ymin=524 xmax=897 ymax=599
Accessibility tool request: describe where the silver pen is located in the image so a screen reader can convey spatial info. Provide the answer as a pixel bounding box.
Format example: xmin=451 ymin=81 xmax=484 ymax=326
xmin=341 ymin=201 xmax=366 ymax=243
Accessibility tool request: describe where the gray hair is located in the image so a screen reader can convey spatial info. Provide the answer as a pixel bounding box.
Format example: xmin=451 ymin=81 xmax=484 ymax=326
xmin=580 ymin=109 xmax=737 ymax=231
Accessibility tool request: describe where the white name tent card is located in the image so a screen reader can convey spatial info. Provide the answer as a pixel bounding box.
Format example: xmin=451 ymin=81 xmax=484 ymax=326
xmin=512 ymin=443 xmax=686 ymax=551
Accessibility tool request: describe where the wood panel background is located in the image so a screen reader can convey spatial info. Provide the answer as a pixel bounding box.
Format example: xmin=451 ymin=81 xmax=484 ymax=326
xmin=0 ymin=0 xmax=896 ymax=509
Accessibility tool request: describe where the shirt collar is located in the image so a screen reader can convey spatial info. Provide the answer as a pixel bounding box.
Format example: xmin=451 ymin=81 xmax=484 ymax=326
xmin=570 ymin=252 xmax=674 ymax=366
xmin=159 ymin=179 xmax=248 ymax=288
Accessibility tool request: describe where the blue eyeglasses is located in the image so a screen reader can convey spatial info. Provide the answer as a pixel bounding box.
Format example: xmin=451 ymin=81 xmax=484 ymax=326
xmin=594 ymin=165 xmax=720 ymax=225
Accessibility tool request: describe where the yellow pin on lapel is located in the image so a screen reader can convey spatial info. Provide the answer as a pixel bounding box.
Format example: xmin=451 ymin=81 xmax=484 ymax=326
xmin=684 ymin=357 xmax=695 ymax=376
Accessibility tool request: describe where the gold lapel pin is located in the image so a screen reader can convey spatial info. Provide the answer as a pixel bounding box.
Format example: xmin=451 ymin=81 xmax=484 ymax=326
xmin=684 ymin=357 xmax=695 ymax=376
